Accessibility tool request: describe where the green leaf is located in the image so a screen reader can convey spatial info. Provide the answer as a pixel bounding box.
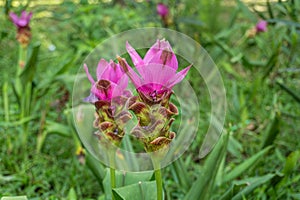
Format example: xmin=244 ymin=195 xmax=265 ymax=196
xmin=67 ymin=188 xmax=77 ymax=200
xmin=170 ymin=158 xmax=191 ymax=192
xmin=112 ymin=181 xmax=157 ymax=200
xmin=184 ymin=133 xmax=229 ymax=200
xmin=290 ymin=193 xmax=300 ymax=200
xmin=263 ymin=42 xmax=281 ymax=79
xmin=55 ymin=56 xmax=75 ymax=76
xmin=283 ymin=150 xmax=300 ymax=176
xmin=46 ymin=121 xmax=71 ymax=137
xmin=236 ymin=0 xmax=256 ymax=22
xmin=227 ymin=134 xmax=243 ymax=159
xmin=266 ymin=0 xmax=274 ymax=19
xmin=85 ymin=153 xmax=106 ymax=191
xmin=222 ymin=146 xmax=272 ymax=184
xmin=232 ymin=174 xmax=279 ymax=200
xmin=221 ymin=62 xmax=241 ymax=79
xmin=219 ymin=182 xmax=247 ymax=200
xmin=276 ymin=80 xmax=300 ymax=104
xmin=19 ymin=43 xmax=41 ymax=85
xmin=103 ymin=169 xmax=153 ymax=200
xmin=261 ymin=112 xmax=280 ymax=148
xmin=1 ymin=197 xmax=28 ymax=200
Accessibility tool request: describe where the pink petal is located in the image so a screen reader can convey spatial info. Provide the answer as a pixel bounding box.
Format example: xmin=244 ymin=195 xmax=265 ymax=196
xmin=117 ymin=74 xmax=128 ymax=92
xmin=18 ymin=19 xmax=28 ymax=27
xmin=84 ymin=64 xmax=95 ymax=85
xmin=101 ymin=60 xmax=125 ymax=84
xmin=9 ymin=12 xmax=19 ymax=25
xmin=96 ymin=59 xmax=109 ymax=80
xmin=144 ymin=39 xmax=170 ymax=63
xmin=126 ymin=41 xmax=144 ymax=67
xmin=117 ymin=56 xmax=142 ymax=89
xmin=167 ymin=65 xmax=191 ymax=88
xmin=20 ymin=11 xmax=27 ymax=19
xmin=146 ymin=47 xmax=178 ymax=71
xmin=27 ymin=12 xmax=33 ymax=21
xmin=126 ymin=41 xmax=147 ymax=78
xmin=141 ymin=63 xmax=176 ymax=87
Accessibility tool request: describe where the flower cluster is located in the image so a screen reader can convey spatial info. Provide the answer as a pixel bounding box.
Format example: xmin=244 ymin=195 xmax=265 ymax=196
xmin=246 ymin=20 xmax=268 ymax=38
xmin=84 ymin=60 xmax=132 ymax=147
xmin=9 ymin=11 xmax=32 ymax=47
xmin=84 ymin=39 xmax=191 ymax=153
xmin=255 ymin=20 xmax=268 ymax=33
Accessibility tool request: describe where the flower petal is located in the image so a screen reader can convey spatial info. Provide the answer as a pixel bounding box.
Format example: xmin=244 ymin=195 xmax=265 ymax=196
xmin=96 ymin=59 xmax=109 ymax=80
xmin=20 ymin=11 xmax=27 ymax=19
xmin=140 ymin=63 xmax=176 ymax=89
xmin=84 ymin=93 xmax=98 ymax=103
xmin=84 ymin=64 xmax=95 ymax=85
xmin=18 ymin=19 xmax=28 ymax=27
xmin=126 ymin=41 xmax=144 ymax=67
xmin=167 ymin=65 xmax=191 ymax=88
xmin=9 ymin=12 xmax=19 ymax=26
xmin=117 ymin=56 xmax=142 ymax=89
xmin=146 ymin=47 xmax=178 ymax=71
xmin=27 ymin=12 xmax=33 ymax=22
xmin=144 ymin=39 xmax=171 ymax=63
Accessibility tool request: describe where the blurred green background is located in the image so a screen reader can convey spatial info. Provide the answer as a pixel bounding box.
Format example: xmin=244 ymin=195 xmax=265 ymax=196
xmin=0 ymin=0 xmax=299 ymax=199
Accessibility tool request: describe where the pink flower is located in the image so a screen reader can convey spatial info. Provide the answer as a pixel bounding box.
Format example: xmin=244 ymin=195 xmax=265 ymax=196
xmin=256 ymin=20 xmax=267 ymax=33
xmin=84 ymin=59 xmax=128 ymax=103
xmin=9 ymin=11 xmax=32 ymax=29
xmin=118 ymin=39 xmax=191 ymax=103
xmin=157 ymin=3 xmax=169 ymax=18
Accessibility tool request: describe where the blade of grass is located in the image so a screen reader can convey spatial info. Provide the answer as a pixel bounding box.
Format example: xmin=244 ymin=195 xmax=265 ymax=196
xmin=222 ymin=146 xmax=273 ymax=184
xmin=184 ymin=133 xmax=229 ymax=200
xmin=276 ymin=80 xmax=300 ymax=103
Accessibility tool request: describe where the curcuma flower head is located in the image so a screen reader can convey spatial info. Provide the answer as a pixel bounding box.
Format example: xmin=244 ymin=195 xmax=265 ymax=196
xmin=84 ymin=59 xmax=131 ymax=146
xmin=118 ymin=39 xmax=191 ymax=105
xmin=9 ymin=11 xmax=32 ymax=47
xmin=157 ymin=3 xmax=169 ymax=18
xmin=117 ymin=39 xmax=191 ymax=153
xmin=84 ymin=59 xmax=128 ymax=103
xmin=256 ymin=20 xmax=268 ymax=33
xmin=10 ymin=11 xmax=32 ymax=28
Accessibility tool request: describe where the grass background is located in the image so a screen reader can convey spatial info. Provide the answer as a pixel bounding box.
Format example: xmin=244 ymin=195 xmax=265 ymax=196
xmin=0 ymin=0 xmax=299 ymax=199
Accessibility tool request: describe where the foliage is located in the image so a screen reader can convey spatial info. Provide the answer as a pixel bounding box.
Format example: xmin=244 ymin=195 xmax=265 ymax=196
xmin=0 ymin=0 xmax=300 ymax=199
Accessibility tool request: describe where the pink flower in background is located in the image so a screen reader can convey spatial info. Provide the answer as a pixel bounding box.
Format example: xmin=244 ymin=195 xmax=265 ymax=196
xmin=84 ymin=59 xmax=128 ymax=103
xmin=9 ymin=11 xmax=32 ymax=28
xmin=157 ymin=3 xmax=169 ymax=18
xmin=118 ymin=39 xmax=191 ymax=103
xmin=256 ymin=20 xmax=268 ymax=33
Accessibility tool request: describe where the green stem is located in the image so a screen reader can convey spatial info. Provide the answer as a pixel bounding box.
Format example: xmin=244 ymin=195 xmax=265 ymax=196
xmin=154 ymin=168 xmax=163 ymax=200
xmin=17 ymin=45 xmax=26 ymax=75
xmin=109 ymin=151 xmax=116 ymax=200
xmin=110 ymin=167 xmax=116 ymax=188
xmin=3 ymin=81 xmax=10 ymax=122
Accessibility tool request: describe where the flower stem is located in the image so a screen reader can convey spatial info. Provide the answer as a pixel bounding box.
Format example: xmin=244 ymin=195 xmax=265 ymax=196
xmin=110 ymin=167 xmax=116 ymax=188
xmin=154 ymin=168 xmax=163 ymax=200
xmin=109 ymin=151 xmax=116 ymax=200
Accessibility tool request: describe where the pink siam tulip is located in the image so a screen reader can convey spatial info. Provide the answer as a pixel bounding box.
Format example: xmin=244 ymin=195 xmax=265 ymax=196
xmin=157 ymin=3 xmax=169 ymax=18
xmin=84 ymin=59 xmax=128 ymax=103
xmin=256 ymin=20 xmax=268 ymax=33
xmin=84 ymin=59 xmax=131 ymax=146
xmin=9 ymin=11 xmax=33 ymax=47
xmin=118 ymin=39 xmax=191 ymax=105
xmin=9 ymin=11 xmax=32 ymax=28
